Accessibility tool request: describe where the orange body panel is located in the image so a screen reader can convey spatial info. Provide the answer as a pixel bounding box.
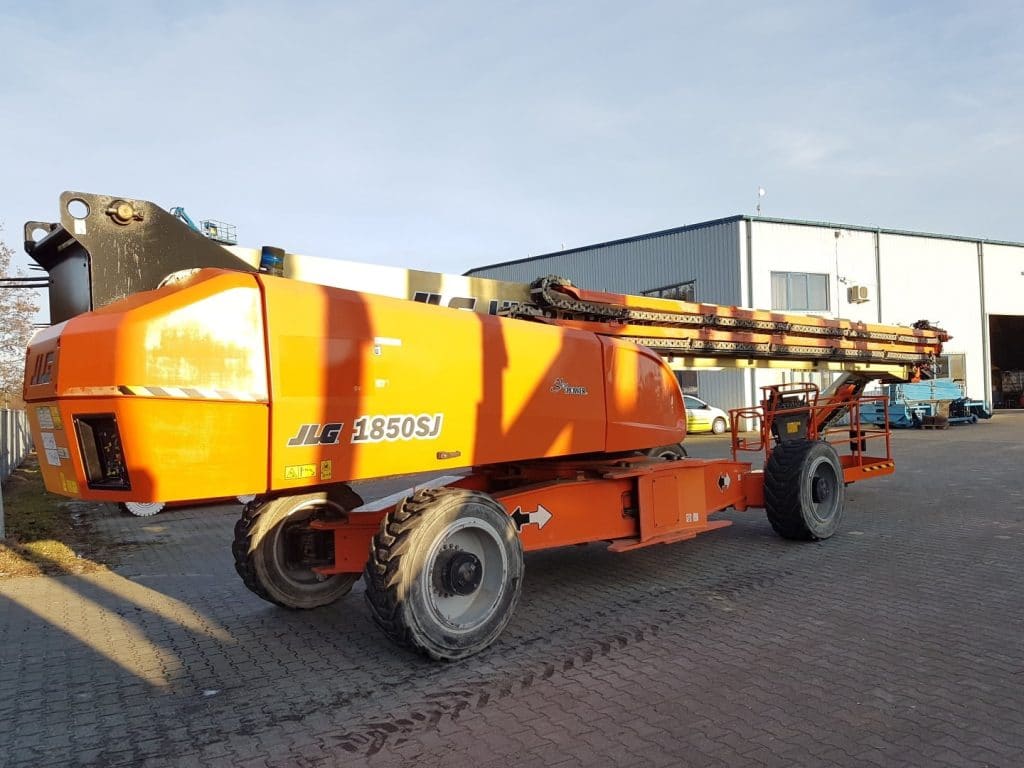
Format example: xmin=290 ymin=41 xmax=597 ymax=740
xmin=313 ymin=456 xmax=755 ymax=575
xmin=634 ymin=459 xmax=748 ymax=543
xmin=24 ymin=269 xmax=687 ymax=503
xmin=24 ymin=270 xmax=271 ymax=502
xmin=28 ymin=397 xmax=268 ymax=503
xmin=263 ymin=276 xmax=620 ymax=489
xmin=42 ymin=270 xmax=269 ymax=399
xmin=601 ymin=337 xmax=686 ymax=451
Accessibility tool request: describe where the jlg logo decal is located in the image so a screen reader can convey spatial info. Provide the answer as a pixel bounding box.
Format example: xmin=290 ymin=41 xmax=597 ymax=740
xmin=287 ymin=423 xmax=344 ymax=447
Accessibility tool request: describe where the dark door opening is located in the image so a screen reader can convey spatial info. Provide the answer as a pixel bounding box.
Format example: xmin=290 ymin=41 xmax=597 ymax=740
xmin=674 ymin=370 xmax=699 ymax=396
xmin=989 ymin=314 xmax=1024 ymax=407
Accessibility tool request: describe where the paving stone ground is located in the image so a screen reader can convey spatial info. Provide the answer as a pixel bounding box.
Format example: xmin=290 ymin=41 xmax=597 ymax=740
xmin=2 ymin=415 xmax=1023 ymax=767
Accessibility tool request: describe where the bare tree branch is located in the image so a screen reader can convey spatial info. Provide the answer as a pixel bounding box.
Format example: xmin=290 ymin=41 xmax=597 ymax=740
xmin=0 ymin=225 xmax=41 ymax=409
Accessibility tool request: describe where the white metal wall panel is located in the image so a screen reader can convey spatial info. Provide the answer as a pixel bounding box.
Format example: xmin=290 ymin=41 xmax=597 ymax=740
xmin=982 ymin=243 xmax=1024 ymax=315
xmin=748 ymin=222 xmax=879 ymax=323
xmin=879 ymin=233 xmax=984 ymax=399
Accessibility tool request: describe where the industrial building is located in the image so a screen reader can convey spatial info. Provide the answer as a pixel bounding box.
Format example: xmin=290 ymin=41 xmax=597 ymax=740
xmin=465 ymin=215 xmax=1024 ymax=413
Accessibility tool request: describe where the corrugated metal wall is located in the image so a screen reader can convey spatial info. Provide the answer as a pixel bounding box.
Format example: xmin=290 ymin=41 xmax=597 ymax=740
xmin=687 ymin=370 xmax=749 ymax=418
xmin=466 ymin=220 xmax=743 ymax=305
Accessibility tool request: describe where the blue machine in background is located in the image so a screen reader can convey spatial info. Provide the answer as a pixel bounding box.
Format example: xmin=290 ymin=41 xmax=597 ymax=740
xmin=169 ymin=206 xmax=238 ymax=246
xmin=861 ymin=378 xmax=991 ymax=428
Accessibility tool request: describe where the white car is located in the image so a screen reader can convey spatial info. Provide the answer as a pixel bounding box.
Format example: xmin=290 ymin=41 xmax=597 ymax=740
xmin=683 ymin=395 xmax=730 ymax=435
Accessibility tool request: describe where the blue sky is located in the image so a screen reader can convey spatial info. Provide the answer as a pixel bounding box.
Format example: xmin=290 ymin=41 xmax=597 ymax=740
xmin=3 ymin=0 xmax=1023 ymax=284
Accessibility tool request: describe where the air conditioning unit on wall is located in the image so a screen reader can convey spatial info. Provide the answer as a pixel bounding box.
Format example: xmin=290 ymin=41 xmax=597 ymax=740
xmin=847 ymin=285 xmax=870 ymax=303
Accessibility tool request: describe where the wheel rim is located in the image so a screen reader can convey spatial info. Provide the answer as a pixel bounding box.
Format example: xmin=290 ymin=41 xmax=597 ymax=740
xmin=269 ymin=499 xmax=342 ymax=588
xmin=124 ymin=501 xmax=164 ymax=517
xmin=421 ymin=518 xmax=508 ymax=634
xmin=713 ymin=418 xmax=726 ymax=434
xmin=806 ymin=456 xmax=840 ymax=523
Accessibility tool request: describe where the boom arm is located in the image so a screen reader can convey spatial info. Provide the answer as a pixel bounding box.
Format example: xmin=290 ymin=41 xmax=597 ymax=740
xmin=515 ymin=275 xmax=946 ymax=374
xmin=25 ymin=192 xmax=947 ymax=379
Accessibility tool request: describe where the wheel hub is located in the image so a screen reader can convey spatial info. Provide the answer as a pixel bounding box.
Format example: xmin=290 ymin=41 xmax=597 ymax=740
xmin=440 ymin=551 xmax=483 ymax=596
xmin=283 ymin=523 xmax=334 ymax=569
xmin=812 ymin=475 xmax=832 ymax=503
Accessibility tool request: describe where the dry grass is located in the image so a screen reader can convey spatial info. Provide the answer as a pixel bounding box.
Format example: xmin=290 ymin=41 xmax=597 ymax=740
xmin=0 ymin=455 xmax=111 ymax=578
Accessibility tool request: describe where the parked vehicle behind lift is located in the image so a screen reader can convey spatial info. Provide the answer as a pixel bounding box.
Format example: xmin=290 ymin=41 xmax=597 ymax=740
xmin=683 ymin=395 xmax=730 ymax=435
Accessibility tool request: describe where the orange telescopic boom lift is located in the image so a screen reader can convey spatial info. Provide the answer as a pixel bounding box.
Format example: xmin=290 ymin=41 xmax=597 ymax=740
xmin=22 ymin=193 xmax=947 ymax=659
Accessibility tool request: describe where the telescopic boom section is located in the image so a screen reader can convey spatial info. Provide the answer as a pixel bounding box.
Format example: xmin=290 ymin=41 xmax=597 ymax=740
xmin=517 ymin=275 xmax=948 ymax=370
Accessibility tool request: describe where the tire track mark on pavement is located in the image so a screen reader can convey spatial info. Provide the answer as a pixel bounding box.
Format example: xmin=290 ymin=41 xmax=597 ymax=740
xmin=324 ymin=567 xmax=791 ymax=757
xmin=66 ymin=562 xmax=790 ymax=767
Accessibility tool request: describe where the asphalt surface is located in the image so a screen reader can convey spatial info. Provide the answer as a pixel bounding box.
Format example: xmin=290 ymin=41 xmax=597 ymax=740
xmin=1 ymin=415 xmax=1023 ymax=767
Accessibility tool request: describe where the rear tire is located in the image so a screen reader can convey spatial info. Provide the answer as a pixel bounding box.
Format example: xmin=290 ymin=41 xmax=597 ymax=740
xmin=764 ymin=440 xmax=845 ymax=540
xmin=233 ymin=491 xmax=361 ymax=609
xmin=364 ymin=488 xmax=523 ymax=661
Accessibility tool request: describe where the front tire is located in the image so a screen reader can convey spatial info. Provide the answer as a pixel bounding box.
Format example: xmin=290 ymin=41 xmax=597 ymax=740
xmin=120 ymin=501 xmax=165 ymax=517
xmin=712 ymin=417 xmax=728 ymax=435
xmin=364 ymin=488 xmax=524 ymax=661
xmin=764 ymin=440 xmax=845 ymax=540
xmin=232 ymin=491 xmax=361 ymax=609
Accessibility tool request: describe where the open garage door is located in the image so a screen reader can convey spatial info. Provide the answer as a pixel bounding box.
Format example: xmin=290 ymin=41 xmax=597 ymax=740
xmin=989 ymin=314 xmax=1024 ymax=407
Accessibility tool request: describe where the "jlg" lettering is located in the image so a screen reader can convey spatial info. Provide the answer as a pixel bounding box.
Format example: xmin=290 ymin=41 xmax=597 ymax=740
xmin=287 ymin=423 xmax=343 ymax=447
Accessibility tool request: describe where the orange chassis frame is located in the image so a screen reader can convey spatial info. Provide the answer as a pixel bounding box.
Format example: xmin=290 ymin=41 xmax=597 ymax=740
xmin=311 ymin=384 xmax=894 ymax=577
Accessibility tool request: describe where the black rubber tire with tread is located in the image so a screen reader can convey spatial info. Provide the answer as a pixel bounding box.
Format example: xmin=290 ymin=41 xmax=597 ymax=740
xmin=764 ymin=440 xmax=845 ymax=541
xmin=232 ymin=492 xmax=360 ymax=610
xmin=364 ymin=487 xmax=523 ymax=661
xmin=645 ymin=443 xmax=688 ymax=460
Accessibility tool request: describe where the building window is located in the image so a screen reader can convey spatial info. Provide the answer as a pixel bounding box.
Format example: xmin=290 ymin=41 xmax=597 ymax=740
xmin=771 ymin=271 xmax=830 ymax=311
xmin=674 ymin=370 xmax=698 ymax=395
xmin=643 ymin=280 xmax=695 ymax=302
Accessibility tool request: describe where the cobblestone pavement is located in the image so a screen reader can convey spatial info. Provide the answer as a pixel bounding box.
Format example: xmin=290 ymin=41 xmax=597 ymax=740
xmin=2 ymin=416 xmax=1023 ymax=767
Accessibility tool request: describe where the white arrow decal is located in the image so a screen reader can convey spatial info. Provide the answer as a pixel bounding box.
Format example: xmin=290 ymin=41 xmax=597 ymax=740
xmin=510 ymin=504 xmax=554 ymax=532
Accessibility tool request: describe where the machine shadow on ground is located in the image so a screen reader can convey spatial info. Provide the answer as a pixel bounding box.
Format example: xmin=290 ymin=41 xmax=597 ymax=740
xmin=2 ymin=415 xmax=1023 ymax=766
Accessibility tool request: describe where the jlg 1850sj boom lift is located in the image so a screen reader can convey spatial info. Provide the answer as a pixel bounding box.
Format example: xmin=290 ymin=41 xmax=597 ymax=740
xmin=23 ymin=193 xmax=947 ymax=660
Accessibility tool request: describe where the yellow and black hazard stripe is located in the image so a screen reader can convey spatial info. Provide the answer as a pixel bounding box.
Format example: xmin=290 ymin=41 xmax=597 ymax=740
xmin=860 ymin=461 xmax=895 ymax=473
xmin=117 ymin=385 xmax=266 ymax=402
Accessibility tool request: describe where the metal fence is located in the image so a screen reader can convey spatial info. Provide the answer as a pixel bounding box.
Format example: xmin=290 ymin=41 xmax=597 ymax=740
xmin=1 ymin=409 xmax=32 ymax=482
xmin=1 ymin=409 xmax=33 ymax=539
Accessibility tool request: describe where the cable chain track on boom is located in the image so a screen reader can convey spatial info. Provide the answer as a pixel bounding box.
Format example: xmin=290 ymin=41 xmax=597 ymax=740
xmin=517 ymin=275 xmax=944 ymax=366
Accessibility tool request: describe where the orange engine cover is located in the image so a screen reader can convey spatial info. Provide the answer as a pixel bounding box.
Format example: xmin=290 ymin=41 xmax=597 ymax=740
xmin=23 ymin=269 xmax=686 ymax=503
